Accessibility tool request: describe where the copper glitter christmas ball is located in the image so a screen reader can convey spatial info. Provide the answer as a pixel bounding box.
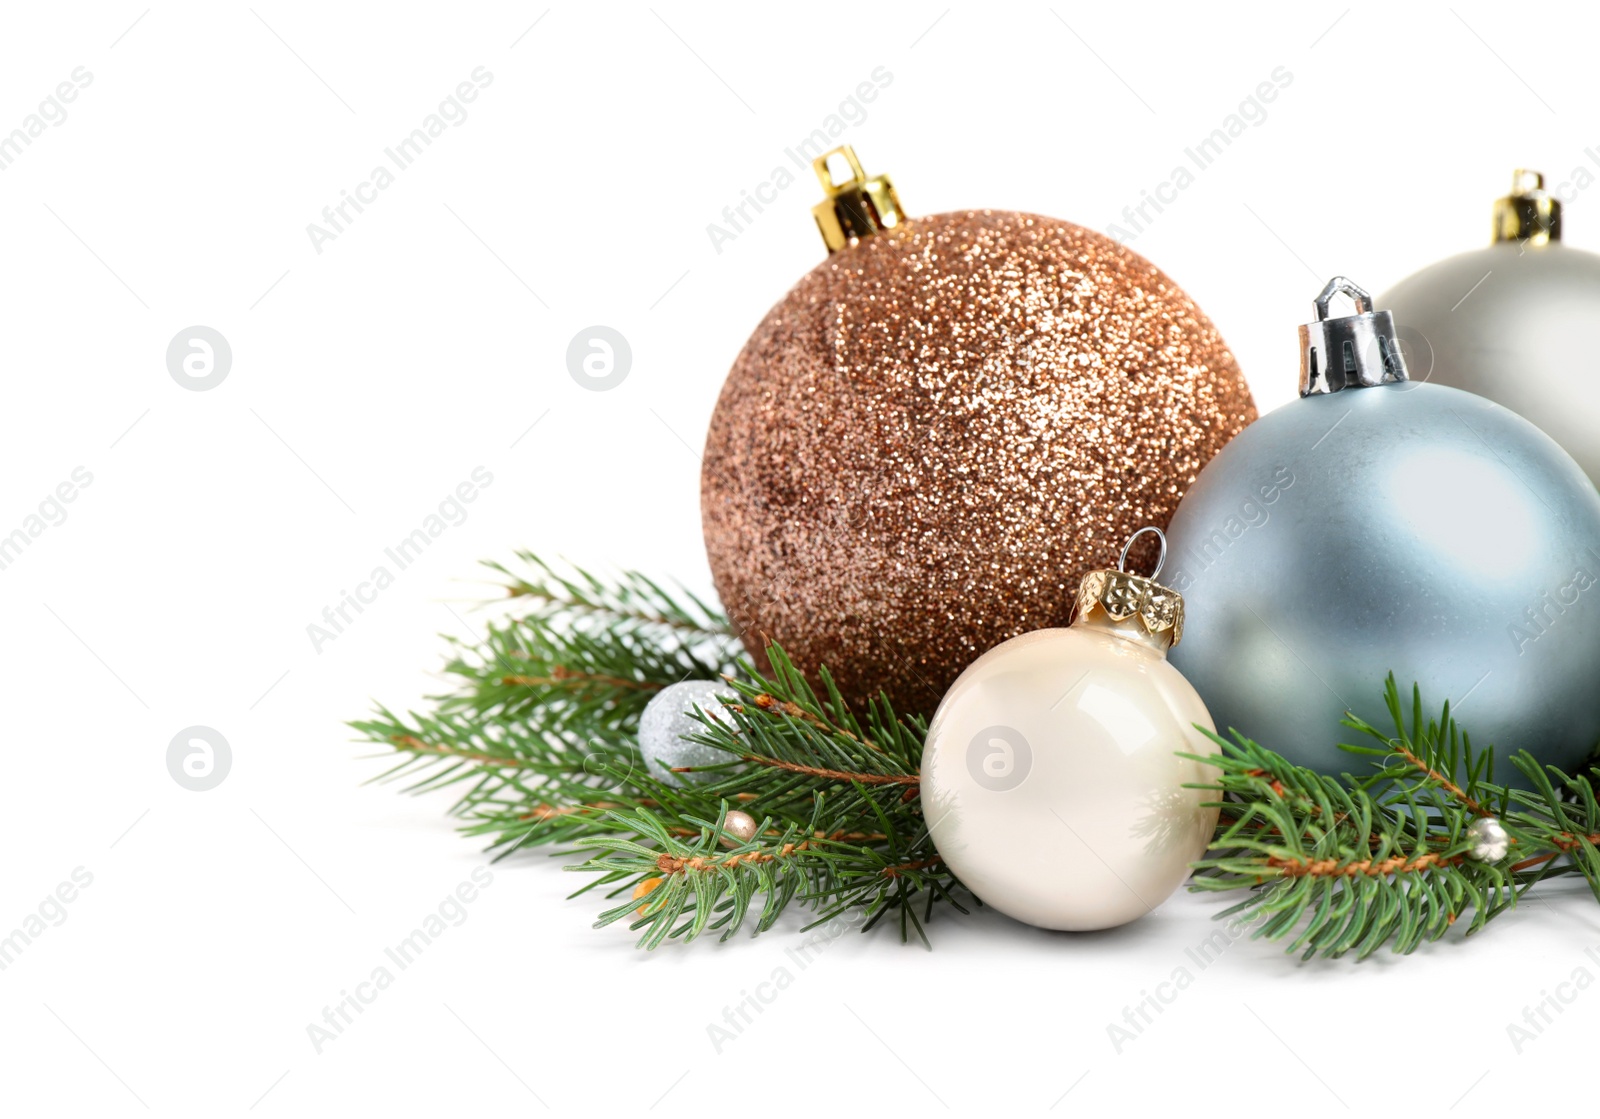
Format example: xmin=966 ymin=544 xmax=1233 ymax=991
xmin=701 ymin=185 xmax=1254 ymax=714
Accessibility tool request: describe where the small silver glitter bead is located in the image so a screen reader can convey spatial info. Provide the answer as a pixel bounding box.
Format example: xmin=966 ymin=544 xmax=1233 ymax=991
xmin=721 ymin=809 xmax=759 ymax=845
xmin=638 ymin=680 xmax=738 ymax=787
xmin=1466 ymin=816 xmax=1509 ymax=862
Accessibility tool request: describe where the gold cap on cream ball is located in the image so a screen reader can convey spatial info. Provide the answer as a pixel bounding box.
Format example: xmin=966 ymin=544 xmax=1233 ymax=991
xmin=1072 ymin=527 xmax=1185 ymax=653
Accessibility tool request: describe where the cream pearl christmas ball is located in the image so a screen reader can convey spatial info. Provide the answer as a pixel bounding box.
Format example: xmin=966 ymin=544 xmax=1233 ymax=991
xmin=920 ymin=594 xmax=1219 ymax=931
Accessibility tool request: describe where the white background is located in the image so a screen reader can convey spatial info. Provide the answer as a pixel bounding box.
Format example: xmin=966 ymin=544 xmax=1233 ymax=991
xmin=2 ymin=2 xmax=1597 ymax=1115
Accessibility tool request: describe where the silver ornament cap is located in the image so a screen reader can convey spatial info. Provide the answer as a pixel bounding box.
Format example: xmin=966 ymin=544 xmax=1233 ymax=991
xmin=1298 ymin=276 xmax=1409 ymax=395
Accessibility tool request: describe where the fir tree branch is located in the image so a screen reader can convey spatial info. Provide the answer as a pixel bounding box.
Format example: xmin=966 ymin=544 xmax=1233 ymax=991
xmin=487 ymin=552 xmax=733 ymax=637
xmin=353 ymin=557 xmax=961 ymax=947
xmin=355 ymin=556 xmax=1600 ymax=958
xmin=1186 ymin=675 xmax=1599 ymax=959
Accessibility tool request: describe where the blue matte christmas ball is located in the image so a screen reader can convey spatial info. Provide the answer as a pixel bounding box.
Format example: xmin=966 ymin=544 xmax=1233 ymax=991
xmin=1164 ymin=279 xmax=1600 ymax=781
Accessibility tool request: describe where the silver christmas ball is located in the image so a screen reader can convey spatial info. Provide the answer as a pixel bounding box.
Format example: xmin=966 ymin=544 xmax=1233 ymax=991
xmin=1466 ymin=816 xmax=1509 ymax=863
xmin=1381 ymin=171 xmax=1600 ymax=484
xmin=638 ymin=680 xmax=739 ymax=787
xmin=1165 ymin=277 xmax=1600 ymax=785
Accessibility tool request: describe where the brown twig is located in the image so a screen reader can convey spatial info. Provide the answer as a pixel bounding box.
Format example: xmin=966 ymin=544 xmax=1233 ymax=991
xmin=737 ymin=692 xmax=884 ymax=753
xmin=1514 ymin=830 xmax=1600 ymax=872
xmin=1267 ymin=851 xmax=1463 ymax=877
xmin=521 ymin=792 xmax=764 ymax=825
xmin=656 ymin=841 xmax=814 ymax=875
xmin=500 ymin=665 xmax=663 ymax=691
xmin=390 ymin=735 xmax=539 ymax=768
xmin=1510 ymin=852 xmax=1560 ymax=874
xmin=502 ymin=584 xmax=734 ymax=636
xmin=519 ymin=800 xmax=660 ymax=821
xmin=741 ymin=754 xmax=919 ymax=787
xmin=1390 ymin=744 xmax=1492 ymax=817
xmin=653 ymin=836 xmax=916 ymax=876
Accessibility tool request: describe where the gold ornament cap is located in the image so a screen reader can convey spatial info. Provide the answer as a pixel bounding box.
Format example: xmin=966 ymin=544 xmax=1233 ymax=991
xmin=1072 ymin=528 xmax=1185 ymax=652
xmin=1493 ymin=169 xmax=1561 ymax=246
xmin=811 ymin=146 xmax=906 ymax=253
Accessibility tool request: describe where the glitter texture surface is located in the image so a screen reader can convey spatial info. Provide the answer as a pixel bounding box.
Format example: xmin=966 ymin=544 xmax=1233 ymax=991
xmin=701 ymin=210 xmax=1256 ymax=715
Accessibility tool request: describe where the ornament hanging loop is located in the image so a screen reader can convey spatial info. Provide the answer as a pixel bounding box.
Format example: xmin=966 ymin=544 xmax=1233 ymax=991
xmin=810 ymin=145 xmax=906 ymax=254
xmin=1312 ymin=276 xmax=1374 ymax=319
xmin=1118 ymin=525 xmax=1168 ymax=581
xmin=1299 ymin=276 xmax=1410 ymax=396
xmin=1493 ymin=169 xmax=1561 ymax=246
xmin=1073 ymin=528 xmax=1184 ymax=651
